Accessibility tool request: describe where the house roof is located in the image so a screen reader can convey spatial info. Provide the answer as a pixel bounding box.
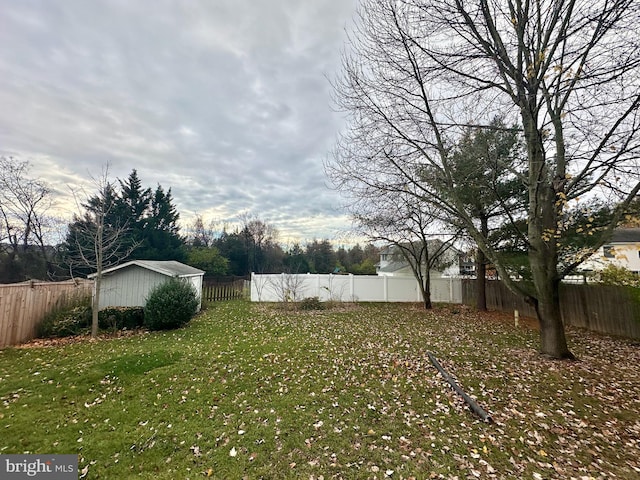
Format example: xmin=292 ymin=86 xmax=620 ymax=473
xmin=88 ymin=260 xmax=204 ymax=279
xmin=380 ymin=246 xmax=395 ymax=256
xmin=611 ymin=228 xmax=640 ymax=243
xmin=377 ymin=261 xmax=409 ymax=273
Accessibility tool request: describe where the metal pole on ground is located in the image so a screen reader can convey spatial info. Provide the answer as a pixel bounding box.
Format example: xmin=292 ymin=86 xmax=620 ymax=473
xmin=427 ymin=351 xmax=493 ymax=423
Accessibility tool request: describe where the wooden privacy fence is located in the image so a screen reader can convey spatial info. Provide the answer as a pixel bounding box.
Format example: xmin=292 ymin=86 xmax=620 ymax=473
xmin=0 ymin=279 xmax=93 ymax=348
xmin=202 ymin=277 xmax=249 ymax=302
xmin=461 ymin=279 xmax=640 ymax=339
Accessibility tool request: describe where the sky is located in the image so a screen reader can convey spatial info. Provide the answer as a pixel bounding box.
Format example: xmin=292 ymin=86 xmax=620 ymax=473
xmin=0 ymin=0 xmax=361 ymax=246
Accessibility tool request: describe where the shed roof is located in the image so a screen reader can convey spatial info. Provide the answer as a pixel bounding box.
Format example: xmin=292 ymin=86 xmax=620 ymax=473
xmin=88 ymin=260 xmax=204 ymax=279
xmin=611 ymin=228 xmax=640 ymax=243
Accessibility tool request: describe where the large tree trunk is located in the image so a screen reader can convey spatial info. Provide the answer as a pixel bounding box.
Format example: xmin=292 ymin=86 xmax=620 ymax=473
xmin=528 ymin=217 xmax=573 ymax=358
xmin=529 ymin=240 xmax=573 ymax=358
xmin=531 ymin=275 xmax=573 ymax=359
xmin=523 ymin=106 xmax=574 ymax=359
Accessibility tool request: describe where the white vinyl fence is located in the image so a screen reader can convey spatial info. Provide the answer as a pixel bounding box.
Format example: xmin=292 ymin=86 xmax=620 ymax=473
xmin=251 ymin=273 xmax=462 ymax=304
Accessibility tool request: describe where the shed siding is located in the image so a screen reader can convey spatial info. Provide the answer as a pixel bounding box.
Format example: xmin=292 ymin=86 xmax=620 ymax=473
xmin=186 ymin=275 xmax=203 ymax=311
xmin=98 ymin=266 xmax=168 ymax=309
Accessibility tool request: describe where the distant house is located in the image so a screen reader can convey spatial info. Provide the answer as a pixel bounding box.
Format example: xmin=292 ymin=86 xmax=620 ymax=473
xmin=88 ymin=260 xmax=205 ymax=311
xmin=581 ymin=228 xmax=640 ymax=274
xmin=458 ymin=252 xmax=476 ymax=276
xmin=376 ymin=243 xmax=462 ymax=277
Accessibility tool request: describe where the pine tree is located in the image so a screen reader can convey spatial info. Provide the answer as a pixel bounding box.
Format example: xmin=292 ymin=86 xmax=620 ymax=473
xmin=117 ymin=170 xmax=151 ymax=235
xmin=136 ymin=185 xmax=185 ymax=261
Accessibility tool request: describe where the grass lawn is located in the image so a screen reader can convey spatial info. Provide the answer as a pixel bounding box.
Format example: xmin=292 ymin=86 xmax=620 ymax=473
xmin=1 ymin=301 xmax=639 ymax=479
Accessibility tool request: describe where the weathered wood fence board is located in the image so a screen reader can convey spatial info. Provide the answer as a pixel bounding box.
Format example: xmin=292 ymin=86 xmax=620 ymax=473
xmin=461 ymin=279 xmax=640 ymax=339
xmin=202 ymin=278 xmax=249 ymax=302
xmin=0 ymin=280 xmax=93 ymax=348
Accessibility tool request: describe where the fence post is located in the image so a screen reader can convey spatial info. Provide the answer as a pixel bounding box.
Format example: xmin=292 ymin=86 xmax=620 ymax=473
xmin=449 ymin=277 xmax=453 ymax=303
xmin=383 ymin=275 xmax=388 ymax=302
xmin=350 ymin=274 xmax=355 ymax=300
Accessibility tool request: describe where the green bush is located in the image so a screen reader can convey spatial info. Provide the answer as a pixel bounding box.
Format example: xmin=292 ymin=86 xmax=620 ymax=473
xmin=144 ymin=278 xmax=199 ymax=331
xmin=299 ymin=296 xmax=325 ymax=311
xmin=597 ymin=264 xmax=640 ymax=287
xmin=98 ymin=307 xmax=145 ymax=331
xmin=38 ymin=296 xmax=92 ymax=338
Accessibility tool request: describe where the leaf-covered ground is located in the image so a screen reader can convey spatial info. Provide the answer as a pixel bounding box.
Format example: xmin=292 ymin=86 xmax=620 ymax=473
xmin=1 ymin=301 xmax=638 ymax=479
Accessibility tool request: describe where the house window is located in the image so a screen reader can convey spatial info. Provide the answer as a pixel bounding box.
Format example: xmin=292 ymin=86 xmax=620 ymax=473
xmin=603 ymin=245 xmax=614 ymax=258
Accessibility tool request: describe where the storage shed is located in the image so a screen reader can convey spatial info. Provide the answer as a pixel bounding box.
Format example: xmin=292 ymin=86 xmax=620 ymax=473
xmin=88 ymin=260 xmax=205 ymax=311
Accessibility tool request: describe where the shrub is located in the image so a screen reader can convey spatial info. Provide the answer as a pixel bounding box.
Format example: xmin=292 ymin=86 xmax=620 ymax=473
xmin=38 ymin=296 xmax=92 ymax=338
xmin=596 ymin=264 xmax=640 ymax=287
xmin=144 ymin=278 xmax=199 ymax=331
xmin=98 ymin=307 xmax=145 ymax=331
xmin=299 ymin=296 xmax=325 ymax=311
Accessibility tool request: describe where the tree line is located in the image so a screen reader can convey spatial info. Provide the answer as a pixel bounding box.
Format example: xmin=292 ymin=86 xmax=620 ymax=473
xmin=0 ymin=161 xmax=379 ymax=283
xmin=189 ymin=214 xmax=379 ymax=277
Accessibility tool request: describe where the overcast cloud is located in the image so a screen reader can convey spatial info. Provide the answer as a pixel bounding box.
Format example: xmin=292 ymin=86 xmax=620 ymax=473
xmin=0 ymin=0 xmax=359 ymax=244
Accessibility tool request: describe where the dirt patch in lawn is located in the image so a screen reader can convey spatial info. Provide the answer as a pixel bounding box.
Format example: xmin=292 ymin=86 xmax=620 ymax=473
xmin=430 ymin=303 xmax=541 ymax=330
xmin=479 ymin=308 xmax=540 ymax=330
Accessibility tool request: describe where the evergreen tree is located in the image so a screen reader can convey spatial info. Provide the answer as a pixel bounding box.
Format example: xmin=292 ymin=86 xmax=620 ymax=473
xmin=136 ymin=185 xmax=185 ymax=261
xmin=347 ymin=244 xmax=365 ymax=268
xmin=283 ymin=243 xmax=310 ymax=273
xmin=446 ymin=117 xmax=527 ymax=310
xmin=63 ymin=183 xmax=132 ymax=277
xmin=116 ymin=169 xmax=151 ymax=246
xmin=215 ymin=229 xmax=249 ymax=276
xmin=61 ymin=171 xmax=187 ymax=275
xmin=336 ymin=246 xmax=349 ymax=272
xmin=305 ymin=239 xmax=337 ymax=273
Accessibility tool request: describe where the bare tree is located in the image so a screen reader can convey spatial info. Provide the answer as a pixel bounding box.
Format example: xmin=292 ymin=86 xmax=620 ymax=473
xmin=0 ymin=157 xmax=54 ymax=280
xmin=66 ymin=168 xmax=138 ymax=337
xmin=251 ymin=272 xmax=269 ymax=302
xmin=329 ymin=0 xmax=640 ymax=358
xmin=187 ymin=214 xmax=220 ymax=247
xmin=239 ymin=213 xmax=282 ymax=273
xmin=320 ymin=275 xmax=342 ymax=303
xmin=267 ymin=272 xmax=306 ymax=308
xmin=347 ymin=182 xmax=460 ymax=309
